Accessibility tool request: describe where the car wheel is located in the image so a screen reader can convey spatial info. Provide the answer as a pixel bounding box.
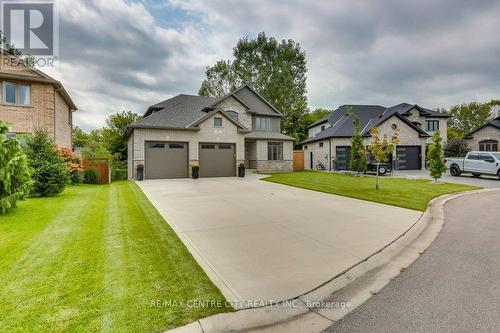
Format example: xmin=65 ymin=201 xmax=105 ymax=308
xmin=379 ymin=166 xmax=387 ymax=175
xmin=450 ymin=166 xmax=461 ymax=177
xmin=472 ymin=173 xmax=481 ymax=177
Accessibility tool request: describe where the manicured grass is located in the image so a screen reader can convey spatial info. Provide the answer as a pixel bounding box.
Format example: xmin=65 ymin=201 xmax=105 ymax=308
xmin=263 ymin=171 xmax=479 ymax=211
xmin=0 ymin=182 xmax=230 ymax=333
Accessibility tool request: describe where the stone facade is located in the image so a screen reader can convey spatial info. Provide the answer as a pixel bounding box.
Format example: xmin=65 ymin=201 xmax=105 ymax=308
xmin=128 ymin=87 xmax=294 ymax=179
xmin=304 ymin=115 xmax=428 ymax=170
xmin=0 ymin=58 xmax=74 ymax=147
xmin=129 ymin=113 xmax=245 ymax=179
xmin=465 ymin=125 xmax=500 ymax=151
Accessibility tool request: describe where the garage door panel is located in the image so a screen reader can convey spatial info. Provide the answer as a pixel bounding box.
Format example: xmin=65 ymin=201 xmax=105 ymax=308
xmin=200 ymin=143 xmax=236 ymax=177
xmin=145 ymin=141 xmax=188 ymax=179
xmin=396 ymin=146 xmax=421 ymax=170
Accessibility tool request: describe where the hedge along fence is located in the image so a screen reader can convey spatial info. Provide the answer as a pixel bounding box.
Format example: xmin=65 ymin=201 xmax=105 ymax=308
xmin=82 ymin=158 xmax=110 ymax=184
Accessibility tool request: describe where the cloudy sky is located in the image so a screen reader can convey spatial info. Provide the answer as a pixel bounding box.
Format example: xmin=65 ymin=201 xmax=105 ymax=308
xmin=44 ymin=0 xmax=500 ymax=130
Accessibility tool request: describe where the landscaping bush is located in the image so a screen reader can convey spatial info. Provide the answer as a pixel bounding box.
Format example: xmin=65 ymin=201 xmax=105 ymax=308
xmin=111 ymin=168 xmax=127 ymax=181
xmin=25 ymin=129 xmax=69 ymax=196
xmin=0 ymin=121 xmax=32 ymax=213
xmin=444 ymin=138 xmax=470 ymax=157
xmin=56 ymin=145 xmax=83 ymax=184
xmin=83 ymin=169 xmax=100 ymax=184
xmin=70 ymin=170 xmax=83 ymax=184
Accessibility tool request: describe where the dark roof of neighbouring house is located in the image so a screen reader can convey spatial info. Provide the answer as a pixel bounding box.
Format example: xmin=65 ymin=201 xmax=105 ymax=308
xmin=302 ymin=103 xmax=434 ymax=144
xmin=126 ymin=85 xmax=286 ymax=137
xmin=464 ymin=116 xmax=500 ymax=138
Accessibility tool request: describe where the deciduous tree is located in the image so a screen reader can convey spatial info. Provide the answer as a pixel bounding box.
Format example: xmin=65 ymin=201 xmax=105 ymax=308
xmin=199 ymin=32 xmax=308 ymax=140
xmin=368 ymin=127 xmax=399 ymax=190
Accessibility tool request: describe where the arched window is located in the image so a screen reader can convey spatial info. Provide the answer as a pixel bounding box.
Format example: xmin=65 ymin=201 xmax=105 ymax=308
xmin=226 ymin=110 xmax=238 ymax=121
xmin=479 ymin=139 xmax=498 ymax=152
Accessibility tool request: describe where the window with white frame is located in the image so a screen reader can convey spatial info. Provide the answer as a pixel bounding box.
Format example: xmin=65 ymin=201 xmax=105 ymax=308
xmin=1 ymin=82 xmax=31 ymax=105
xmin=255 ymin=116 xmax=272 ymax=131
xmin=268 ymin=142 xmax=283 ymax=160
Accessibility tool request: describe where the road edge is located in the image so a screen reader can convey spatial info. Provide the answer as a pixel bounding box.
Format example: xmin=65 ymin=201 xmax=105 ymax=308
xmin=165 ymin=188 xmax=497 ymax=333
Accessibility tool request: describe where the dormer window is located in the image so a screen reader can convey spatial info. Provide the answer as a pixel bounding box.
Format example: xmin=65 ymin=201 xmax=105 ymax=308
xmin=226 ymin=110 xmax=238 ymax=121
xmin=255 ymin=116 xmax=272 ymax=131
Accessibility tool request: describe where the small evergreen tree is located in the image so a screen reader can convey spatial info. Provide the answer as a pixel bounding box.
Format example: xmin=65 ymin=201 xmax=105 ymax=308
xmin=428 ymin=130 xmax=447 ymax=183
xmin=25 ymin=129 xmax=69 ymax=196
xmin=0 ymin=121 xmax=32 ymax=213
xmin=349 ymin=114 xmax=367 ymax=175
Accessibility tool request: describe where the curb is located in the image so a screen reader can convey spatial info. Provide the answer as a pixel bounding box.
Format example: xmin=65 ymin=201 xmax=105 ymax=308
xmin=165 ymin=188 xmax=498 ymax=333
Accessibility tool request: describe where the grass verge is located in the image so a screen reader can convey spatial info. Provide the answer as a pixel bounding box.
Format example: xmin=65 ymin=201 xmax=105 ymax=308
xmin=0 ymin=181 xmax=230 ymax=333
xmin=263 ymin=171 xmax=479 ymax=211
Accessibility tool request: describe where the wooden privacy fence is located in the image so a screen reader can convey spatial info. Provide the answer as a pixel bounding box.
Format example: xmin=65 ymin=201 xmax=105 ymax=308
xmin=82 ymin=158 xmax=110 ymax=184
xmin=293 ymin=150 xmax=304 ymax=171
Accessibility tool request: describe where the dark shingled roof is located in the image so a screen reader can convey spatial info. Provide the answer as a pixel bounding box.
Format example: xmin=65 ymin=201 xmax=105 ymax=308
xmin=131 ymin=94 xmax=216 ymax=129
xmin=465 ymin=115 xmax=500 ymax=138
xmin=302 ymin=103 xmax=433 ymax=144
xmin=126 ymin=85 xmax=285 ymax=137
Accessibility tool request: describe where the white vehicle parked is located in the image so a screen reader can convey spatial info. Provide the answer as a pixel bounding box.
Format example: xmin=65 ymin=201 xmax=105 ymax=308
xmin=445 ymin=151 xmax=500 ymax=179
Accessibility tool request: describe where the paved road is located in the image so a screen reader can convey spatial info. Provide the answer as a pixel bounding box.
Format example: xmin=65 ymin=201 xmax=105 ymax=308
xmin=137 ymin=174 xmax=420 ymax=308
xmin=325 ymin=190 xmax=500 ymax=333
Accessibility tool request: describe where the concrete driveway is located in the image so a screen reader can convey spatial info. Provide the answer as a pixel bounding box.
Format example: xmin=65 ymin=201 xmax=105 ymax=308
xmin=137 ymin=174 xmax=421 ymax=308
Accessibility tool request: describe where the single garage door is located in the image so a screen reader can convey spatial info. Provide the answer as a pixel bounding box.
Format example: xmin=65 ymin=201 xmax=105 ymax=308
xmin=145 ymin=141 xmax=188 ymax=179
xmin=199 ymin=143 xmax=236 ymax=177
xmin=396 ymin=146 xmax=421 ymax=170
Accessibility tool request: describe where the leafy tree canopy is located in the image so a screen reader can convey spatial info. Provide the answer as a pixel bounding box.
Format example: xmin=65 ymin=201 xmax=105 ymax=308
xmin=199 ymin=32 xmax=308 ymax=140
xmin=101 ymin=111 xmax=140 ymax=163
xmin=445 ymin=101 xmax=497 ymax=138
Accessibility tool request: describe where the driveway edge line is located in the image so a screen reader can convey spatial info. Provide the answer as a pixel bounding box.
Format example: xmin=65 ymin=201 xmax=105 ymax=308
xmin=164 ymin=188 xmax=499 ymax=333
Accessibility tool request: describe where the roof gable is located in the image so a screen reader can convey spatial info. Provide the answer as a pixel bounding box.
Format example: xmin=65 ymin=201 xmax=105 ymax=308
xmin=465 ymin=117 xmax=500 ymax=138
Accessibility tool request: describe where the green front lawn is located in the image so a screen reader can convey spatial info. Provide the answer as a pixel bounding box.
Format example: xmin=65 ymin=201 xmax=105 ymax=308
xmin=0 ymin=182 xmax=230 ymax=333
xmin=263 ymin=171 xmax=479 ymax=211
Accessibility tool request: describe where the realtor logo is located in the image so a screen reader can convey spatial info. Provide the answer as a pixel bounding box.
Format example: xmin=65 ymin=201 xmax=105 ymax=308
xmin=1 ymin=0 xmax=58 ymax=57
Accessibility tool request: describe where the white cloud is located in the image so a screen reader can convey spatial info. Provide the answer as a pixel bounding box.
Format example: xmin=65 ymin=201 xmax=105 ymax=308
xmin=38 ymin=0 xmax=500 ymax=130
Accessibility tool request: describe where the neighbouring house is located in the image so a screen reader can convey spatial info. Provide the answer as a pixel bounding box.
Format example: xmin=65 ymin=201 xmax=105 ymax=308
xmin=0 ymin=50 xmax=77 ymax=147
xmin=464 ymin=116 xmax=500 ymax=152
xmin=126 ymin=85 xmax=294 ymax=179
xmin=302 ymin=103 xmax=450 ymax=171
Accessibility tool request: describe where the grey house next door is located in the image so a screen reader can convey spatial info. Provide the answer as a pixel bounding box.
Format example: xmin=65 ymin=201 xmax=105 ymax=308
xmin=199 ymin=143 xmax=236 ymax=177
xmin=145 ymin=141 xmax=188 ymax=179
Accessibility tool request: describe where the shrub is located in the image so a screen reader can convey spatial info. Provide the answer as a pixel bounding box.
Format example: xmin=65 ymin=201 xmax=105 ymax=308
xmin=0 ymin=121 xmax=32 ymax=213
xmin=70 ymin=170 xmax=83 ymax=184
xmin=83 ymin=169 xmax=100 ymax=184
xmin=31 ymin=162 xmax=70 ymax=196
xmin=111 ymin=168 xmax=127 ymax=181
xmin=444 ymin=138 xmax=470 ymax=157
xmin=25 ymin=129 xmax=69 ymax=196
xmin=56 ymin=145 xmax=83 ymax=184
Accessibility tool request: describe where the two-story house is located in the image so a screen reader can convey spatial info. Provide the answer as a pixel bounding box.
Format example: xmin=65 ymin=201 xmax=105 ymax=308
xmin=0 ymin=50 xmax=77 ymax=147
xmin=302 ymin=103 xmax=450 ymax=171
xmin=126 ymin=85 xmax=294 ymax=179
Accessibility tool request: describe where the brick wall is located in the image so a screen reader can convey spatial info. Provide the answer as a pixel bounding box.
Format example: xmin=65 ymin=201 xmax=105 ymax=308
xmin=0 ymin=59 xmax=73 ymax=147
xmin=466 ymin=126 xmax=500 ymax=151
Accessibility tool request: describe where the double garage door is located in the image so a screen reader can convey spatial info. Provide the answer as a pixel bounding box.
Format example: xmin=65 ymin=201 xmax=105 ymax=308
xmin=334 ymin=145 xmax=421 ymax=170
xmin=144 ymin=141 xmax=235 ymax=179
